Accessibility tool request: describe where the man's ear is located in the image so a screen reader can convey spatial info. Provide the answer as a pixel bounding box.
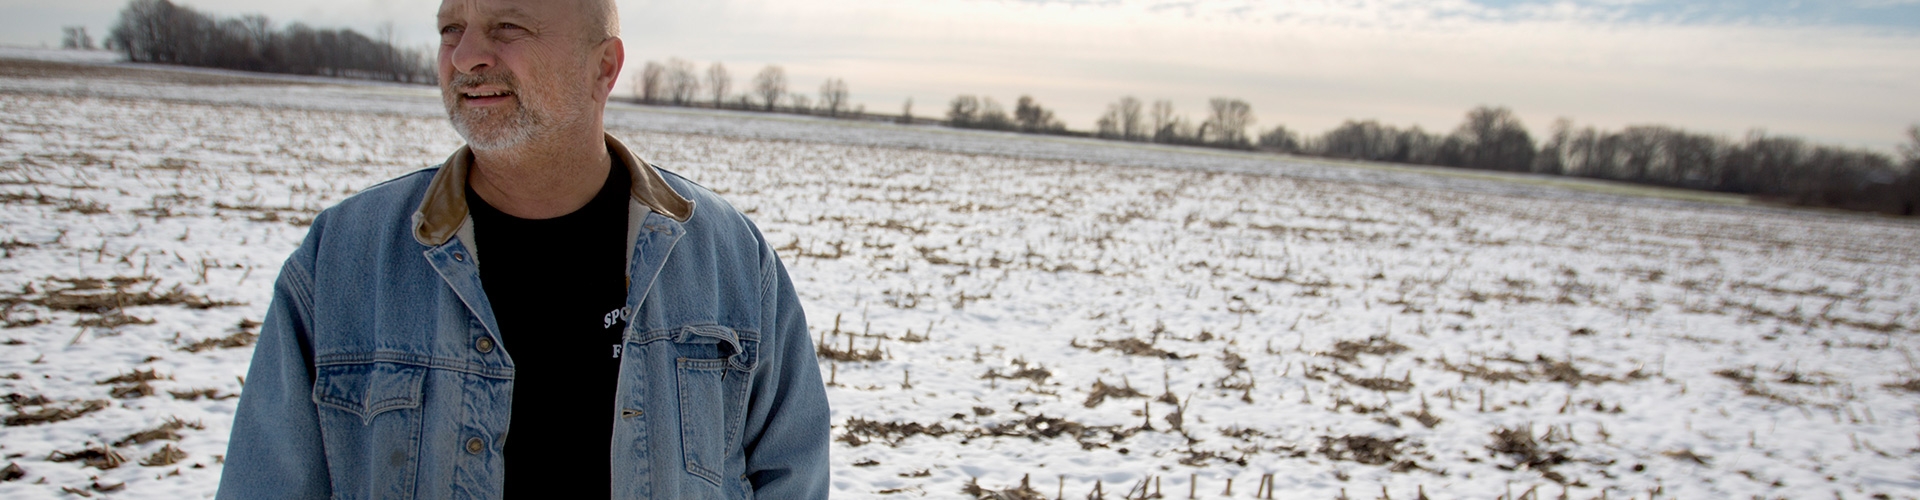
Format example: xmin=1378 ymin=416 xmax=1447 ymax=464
xmin=594 ymin=37 xmax=625 ymax=101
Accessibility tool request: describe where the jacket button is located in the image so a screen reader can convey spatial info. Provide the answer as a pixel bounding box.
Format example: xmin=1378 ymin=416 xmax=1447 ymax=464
xmin=454 ymin=252 xmax=466 ymax=262
xmin=466 ymin=437 xmax=484 ymax=454
xmin=475 ymin=336 xmax=494 ymax=353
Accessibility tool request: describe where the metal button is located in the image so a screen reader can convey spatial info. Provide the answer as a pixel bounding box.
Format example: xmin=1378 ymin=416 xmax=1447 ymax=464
xmin=465 ymin=437 xmax=484 ymax=454
xmin=475 ymin=336 xmax=494 ymax=353
xmin=454 ymin=252 xmax=466 ymax=262
xmin=621 ymin=408 xmax=643 ymax=418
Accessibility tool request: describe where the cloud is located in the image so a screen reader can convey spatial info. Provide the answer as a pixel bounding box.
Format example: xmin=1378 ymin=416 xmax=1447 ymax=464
xmin=6 ymin=0 xmax=1912 ymax=150
xmin=612 ymin=0 xmax=1918 ymax=150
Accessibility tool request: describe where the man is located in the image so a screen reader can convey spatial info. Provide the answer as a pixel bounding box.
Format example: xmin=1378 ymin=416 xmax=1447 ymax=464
xmin=215 ymin=0 xmax=830 ymax=497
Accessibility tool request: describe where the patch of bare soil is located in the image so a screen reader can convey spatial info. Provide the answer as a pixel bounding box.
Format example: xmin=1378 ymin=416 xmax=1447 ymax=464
xmin=1082 ymin=378 xmax=1146 ymax=408
xmin=1070 ymin=336 xmax=1188 ymax=359
xmin=47 ymin=443 xmax=125 ymax=470
xmin=1487 ymin=425 xmax=1577 ymax=483
xmin=178 ymin=319 xmax=261 ymax=353
xmin=1319 ymin=435 xmax=1422 ymax=472
xmin=4 ymin=398 xmax=109 ymax=426
xmin=839 ymin=417 xmax=956 ymax=447
xmin=140 ymin=444 xmax=188 ymax=467
xmin=1321 ymin=335 xmax=1409 ymax=363
xmin=115 ymin=418 xmax=198 ymax=448
xmin=981 ymin=358 xmax=1053 ymax=384
xmin=961 ymin=475 xmax=1046 ymax=500
xmin=1442 ymin=353 xmax=1644 ymax=387
xmin=840 ymin=414 xmax=1146 ymax=452
xmin=33 ymin=278 xmax=239 ymax=314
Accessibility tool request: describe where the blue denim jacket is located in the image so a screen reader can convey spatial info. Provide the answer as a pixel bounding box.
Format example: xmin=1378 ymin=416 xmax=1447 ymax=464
xmin=216 ymin=135 xmax=830 ymax=499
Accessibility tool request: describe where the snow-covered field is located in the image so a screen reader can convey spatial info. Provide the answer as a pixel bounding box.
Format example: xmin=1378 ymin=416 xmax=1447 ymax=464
xmin=2 ymin=51 xmax=1918 ymax=499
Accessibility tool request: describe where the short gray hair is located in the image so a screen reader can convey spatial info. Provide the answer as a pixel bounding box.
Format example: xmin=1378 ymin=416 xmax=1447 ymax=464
xmin=584 ymin=0 xmax=619 ymax=41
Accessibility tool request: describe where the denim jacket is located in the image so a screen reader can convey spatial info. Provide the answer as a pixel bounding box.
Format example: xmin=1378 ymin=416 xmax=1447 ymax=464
xmin=216 ymin=135 xmax=830 ymax=499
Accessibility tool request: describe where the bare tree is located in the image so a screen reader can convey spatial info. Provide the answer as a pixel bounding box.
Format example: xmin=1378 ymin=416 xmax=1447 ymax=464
xmin=706 ymin=62 xmax=730 ymax=107
xmin=752 ymin=65 xmax=786 ymax=112
xmin=1149 ymin=100 xmax=1176 ymax=142
xmin=818 ymin=78 xmax=849 ymax=117
xmin=1202 ymin=98 xmax=1255 ymax=147
xmin=1452 ymin=105 xmax=1535 ymax=172
xmin=1115 ymin=96 xmax=1144 ymax=140
xmin=109 ymin=0 xmax=180 ymax=63
xmin=1096 ymin=113 xmax=1119 ymax=138
xmin=106 ymin=0 xmax=429 ymax=82
xmin=1533 ymin=117 xmax=1574 ymax=175
xmin=1013 ymin=95 xmax=1061 ymax=133
xmin=61 ymin=27 xmax=95 ymax=50
xmin=636 ymin=61 xmax=666 ymax=103
xmin=786 ymin=93 xmax=811 ymax=113
xmin=1258 ymin=125 xmax=1300 ymax=153
xmin=1903 ymin=125 xmax=1920 ymax=168
xmin=900 ymin=98 xmax=914 ymax=125
xmin=977 ymin=97 xmax=1012 ymax=131
xmin=947 ymin=95 xmax=980 ymax=127
xmin=1317 ymin=120 xmax=1394 ymax=161
xmin=665 ymin=58 xmax=700 ymax=105
xmin=1309 ymin=120 xmax=1453 ymax=164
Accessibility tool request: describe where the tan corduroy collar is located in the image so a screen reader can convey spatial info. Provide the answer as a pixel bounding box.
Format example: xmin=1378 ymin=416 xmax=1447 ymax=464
xmin=411 ymin=133 xmax=694 ymax=246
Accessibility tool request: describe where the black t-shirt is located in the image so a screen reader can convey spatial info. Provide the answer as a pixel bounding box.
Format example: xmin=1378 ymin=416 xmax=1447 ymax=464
xmin=468 ymin=163 xmax=630 ymax=497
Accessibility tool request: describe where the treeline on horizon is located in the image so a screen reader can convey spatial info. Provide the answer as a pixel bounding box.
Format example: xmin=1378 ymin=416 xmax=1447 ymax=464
xmin=629 ymin=56 xmax=1920 ymax=216
xmin=68 ymin=0 xmax=1919 ymax=216
xmin=1275 ymin=108 xmax=1919 ymax=215
xmin=628 ymin=58 xmax=874 ymax=123
xmin=90 ymin=0 xmax=430 ymax=83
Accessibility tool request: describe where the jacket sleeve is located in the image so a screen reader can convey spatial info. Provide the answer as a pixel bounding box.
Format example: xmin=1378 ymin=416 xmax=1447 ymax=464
xmin=740 ymin=241 xmax=832 ymax=498
xmin=216 ymin=248 xmax=332 ymax=499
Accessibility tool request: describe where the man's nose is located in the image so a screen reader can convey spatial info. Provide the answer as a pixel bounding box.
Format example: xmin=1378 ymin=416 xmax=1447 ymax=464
xmin=449 ymin=29 xmax=496 ymax=75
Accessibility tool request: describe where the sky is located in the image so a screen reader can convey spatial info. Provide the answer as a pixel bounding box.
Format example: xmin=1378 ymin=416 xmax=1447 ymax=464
xmin=5 ymin=0 xmax=1920 ymax=152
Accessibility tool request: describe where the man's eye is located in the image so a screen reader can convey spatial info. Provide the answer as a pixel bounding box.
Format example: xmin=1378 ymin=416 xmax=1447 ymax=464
xmin=439 ymin=25 xmax=461 ymax=36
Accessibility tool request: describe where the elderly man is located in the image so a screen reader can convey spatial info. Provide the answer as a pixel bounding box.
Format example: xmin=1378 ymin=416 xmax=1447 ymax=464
xmin=214 ymin=0 xmax=830 ymax=497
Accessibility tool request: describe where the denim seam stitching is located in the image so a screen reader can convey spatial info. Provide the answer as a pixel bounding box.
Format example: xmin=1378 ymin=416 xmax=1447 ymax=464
xmin=315 ymin=352 xmax=513 ymax=379
xmin=678 ymin=358 xmax=727 ymax=488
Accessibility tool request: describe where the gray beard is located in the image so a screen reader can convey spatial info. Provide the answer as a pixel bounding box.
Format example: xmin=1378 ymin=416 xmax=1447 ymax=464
xmin=443 ymin=72 xmax=544 ymax=152
xmin=442 ymin=69 xmax=598 ymax=153
xmin=449 ymin=102 xmax=541 ymax=152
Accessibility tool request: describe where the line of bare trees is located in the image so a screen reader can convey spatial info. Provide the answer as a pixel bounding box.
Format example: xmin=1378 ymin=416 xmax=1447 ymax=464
xmin=62 ymin=27 xmax=98 ymax=50
xmin=631 ymin=58 xmax=869 ymax=119
xmin=1253 ymin=106 xmax=1920 ymax=215
xmin=1094 ymin=96 xmax=1257 ymax=148
xmin=946 ymin=95 xmax=1067 ymax=134
xmin=104 ymin=0 xmax=431 ymax=83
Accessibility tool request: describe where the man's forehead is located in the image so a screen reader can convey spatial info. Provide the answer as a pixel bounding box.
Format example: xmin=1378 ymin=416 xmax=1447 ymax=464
xmin=437 ymin=0 xmax=551 ymax=21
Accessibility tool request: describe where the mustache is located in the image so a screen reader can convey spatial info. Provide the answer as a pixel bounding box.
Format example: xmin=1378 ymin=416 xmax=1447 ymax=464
xmin=447 ymin=71 xmax=518 ymax=93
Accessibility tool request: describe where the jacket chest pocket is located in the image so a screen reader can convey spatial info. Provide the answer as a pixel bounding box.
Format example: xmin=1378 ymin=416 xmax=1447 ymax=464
xmin=671 ymin=327 xmax=758 ymax=489
xmin=311 ymin=361 xmax=426 ymax=499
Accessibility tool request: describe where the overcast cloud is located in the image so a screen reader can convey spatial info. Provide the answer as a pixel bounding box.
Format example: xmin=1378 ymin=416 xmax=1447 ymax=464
xmin=5 ymin=0 xmax=1918 ymax=151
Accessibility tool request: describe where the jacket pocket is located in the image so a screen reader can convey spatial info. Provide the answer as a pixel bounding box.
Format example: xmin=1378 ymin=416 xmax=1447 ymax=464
xmin=311 ymin=360 xmax=426 ymax=499
xmin=673 ymin=326 xmax=758 ymax=488
xmin=314 ymin=361 xmax=426 ymax=424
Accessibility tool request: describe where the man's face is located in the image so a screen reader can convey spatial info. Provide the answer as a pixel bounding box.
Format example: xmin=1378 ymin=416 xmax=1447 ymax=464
xmin=436 ymin=0 xmax=603 ymax=152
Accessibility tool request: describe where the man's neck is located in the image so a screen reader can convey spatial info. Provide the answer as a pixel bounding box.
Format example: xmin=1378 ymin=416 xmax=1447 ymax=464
xmin=468 ymin=131 xmax=614 ymax=220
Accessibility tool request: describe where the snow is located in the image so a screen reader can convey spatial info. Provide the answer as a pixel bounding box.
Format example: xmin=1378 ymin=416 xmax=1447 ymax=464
xmin=0 ymin=47 xmax=123 ymax=65
xmin=2 ymin=55 xmax=1918 ymax=499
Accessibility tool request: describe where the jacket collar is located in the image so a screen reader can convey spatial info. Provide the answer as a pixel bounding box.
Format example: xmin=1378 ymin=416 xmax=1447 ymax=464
xmin=411 ymin=133 xmax=694 ymax=246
